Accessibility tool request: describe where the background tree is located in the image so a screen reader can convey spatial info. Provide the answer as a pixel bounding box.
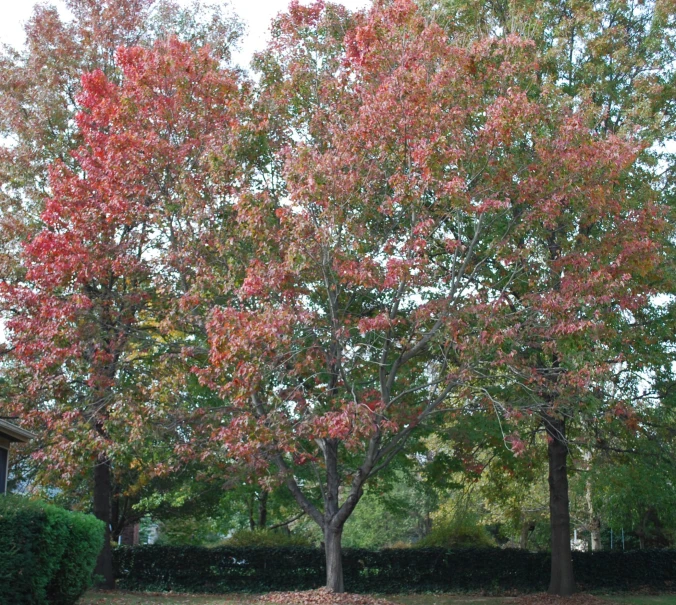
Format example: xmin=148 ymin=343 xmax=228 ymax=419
xmin=416 ymin=0 xmax=676 ymax=594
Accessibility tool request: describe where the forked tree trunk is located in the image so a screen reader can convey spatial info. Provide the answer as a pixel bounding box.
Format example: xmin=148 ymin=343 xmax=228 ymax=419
xmin=545 ymin=415 xmax=575 ymax=596
xmin=277 ymin=435 xmax=366 ymax=594
xmin=93 ymin=455 xmax=115 ymax=589
xmin=324 ymin=525 xmax=344 ymax=592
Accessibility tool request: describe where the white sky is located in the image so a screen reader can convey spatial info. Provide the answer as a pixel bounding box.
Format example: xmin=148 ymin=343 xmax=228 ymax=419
xmin=0 ymin=0 xmax=372 ymax=68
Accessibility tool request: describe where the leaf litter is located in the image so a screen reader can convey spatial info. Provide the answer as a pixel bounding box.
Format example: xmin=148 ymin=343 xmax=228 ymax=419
xmin=261 ymin=588 xmax=399 ymax=605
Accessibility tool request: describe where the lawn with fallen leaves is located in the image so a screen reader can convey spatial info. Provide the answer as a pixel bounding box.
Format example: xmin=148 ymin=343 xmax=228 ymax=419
xmin=77 ymin=590 xmax=676 ymax=605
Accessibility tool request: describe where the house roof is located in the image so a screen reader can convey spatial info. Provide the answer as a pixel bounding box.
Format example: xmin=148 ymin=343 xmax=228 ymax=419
xmin=0 ymin=420 xmax=35 ymax=443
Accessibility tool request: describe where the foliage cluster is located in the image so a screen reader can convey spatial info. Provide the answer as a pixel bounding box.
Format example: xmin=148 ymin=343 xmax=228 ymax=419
xmin=0 ymin=495 xmax=104 ymax=605
xmin=415 ymin=513 xmax=495 ymax=549
xmin=220 ymin=529 xmax=314 ymax=548
xmin=113 ymin=545 xmax=676 ymax=594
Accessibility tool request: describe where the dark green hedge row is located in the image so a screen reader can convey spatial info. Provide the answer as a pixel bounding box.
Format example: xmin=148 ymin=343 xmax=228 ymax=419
xmin=113 ymin=545 xmax=676 ymax=593
xmin=0 ymin=496 xmax=105 ymax=605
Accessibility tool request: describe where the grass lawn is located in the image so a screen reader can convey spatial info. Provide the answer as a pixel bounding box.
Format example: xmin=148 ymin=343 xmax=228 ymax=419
xmin=79 ymin=593 xmax=256 ymax=605
xmin=78 ymin=593 xmax=676 ymax=605
xmin=603 ymin=597 xmax=676 ymax=605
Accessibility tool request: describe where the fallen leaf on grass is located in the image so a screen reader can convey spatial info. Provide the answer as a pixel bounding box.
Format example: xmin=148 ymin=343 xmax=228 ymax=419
xmin=261 ymin=588 xmax=400 ymax=605
xmin=514 ymin=593 xmax=619 ymax=605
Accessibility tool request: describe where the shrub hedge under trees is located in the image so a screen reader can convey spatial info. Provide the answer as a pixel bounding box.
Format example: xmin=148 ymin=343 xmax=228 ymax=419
xmin=0 ymin=496 xmax=105 ymax=605
xmin=114 ymin=545 xmax=676 ymax=594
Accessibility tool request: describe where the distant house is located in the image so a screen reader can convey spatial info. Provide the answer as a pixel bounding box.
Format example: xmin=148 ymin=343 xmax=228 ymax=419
xmin=0 ymin=420 xmax=34 ymax=495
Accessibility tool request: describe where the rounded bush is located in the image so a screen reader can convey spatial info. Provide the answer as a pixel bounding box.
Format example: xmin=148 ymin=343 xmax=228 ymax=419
xmin=0 ymin=495 xmax=104 ymax=605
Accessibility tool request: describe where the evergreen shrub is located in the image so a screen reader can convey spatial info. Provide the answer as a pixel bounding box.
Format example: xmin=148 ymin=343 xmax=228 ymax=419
xmin=113 ymin=545 xmax=676 ymax=593
xmin=0 ymin=495 xmax=104 ymax=605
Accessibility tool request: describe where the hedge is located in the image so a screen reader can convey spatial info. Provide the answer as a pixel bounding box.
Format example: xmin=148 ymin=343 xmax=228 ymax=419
xmin=114 ymin=545 xmax=676 ymax=593
xmin=0 ymin=495 xmax=105 ymax=605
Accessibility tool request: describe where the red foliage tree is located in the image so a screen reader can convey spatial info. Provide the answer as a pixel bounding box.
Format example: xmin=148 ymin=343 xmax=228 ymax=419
xmin=1 ymin=38 xmax=244 ymax=586
xmin=0 ymin=0 xmax=240 ymax=281
xmin=195 ymin=0 xmax=665 ymax=592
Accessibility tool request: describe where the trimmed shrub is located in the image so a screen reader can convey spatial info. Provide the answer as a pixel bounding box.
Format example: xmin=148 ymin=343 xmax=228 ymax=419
xmin=0 ymin=495 xmax=104 ymax=605
xmin=46 ymin=507 xmax=106 ymax=605
xmin=114 ymin=545 xmax=676 ymax=594
xmin=114 ymin=545 xmax=325 ymax=593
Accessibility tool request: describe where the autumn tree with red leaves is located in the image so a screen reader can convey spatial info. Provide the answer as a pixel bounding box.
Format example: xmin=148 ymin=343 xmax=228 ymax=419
xmin=187 ymin=0 xmax=666 ymax=592
xmin=1 ymin=0 xmax=668 ymax=595
xmin=0 ymin=0 xmax=241 ymax=281
xmin=1 ymin=38 xmax=245 ymax=586
xmin=0 ymin=0 xmax=244 ymax=548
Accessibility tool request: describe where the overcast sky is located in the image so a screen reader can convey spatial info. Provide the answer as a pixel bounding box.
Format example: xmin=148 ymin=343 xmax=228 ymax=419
xmin=0 ymin=0 xmax=371 ymax=68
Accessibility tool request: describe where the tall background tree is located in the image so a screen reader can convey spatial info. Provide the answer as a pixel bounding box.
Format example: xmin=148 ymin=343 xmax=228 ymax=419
xmin=416 ymin=0 xmax=676 ymax=594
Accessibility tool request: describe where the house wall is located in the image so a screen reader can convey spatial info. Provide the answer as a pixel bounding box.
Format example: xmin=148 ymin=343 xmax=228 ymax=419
xmin=0 ymin=446 xmax=8 ymax=495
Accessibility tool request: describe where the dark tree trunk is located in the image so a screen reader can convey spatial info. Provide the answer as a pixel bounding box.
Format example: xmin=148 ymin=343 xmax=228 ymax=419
xmin=258 ymin=490 xmax=268 ymax=529
xmin=324 ymin=524 xmax=344 ymax=593
xmin=545 ymin=415 xmax=575 ymax=596
xmin=111 ymin=492 xmax=120 ymax=542
xmin=93 ymin=455 xmax=115 ymax=589
xmin=520 ymin=520 xmax=534 ymax=550
xmin=248 ymin=492 xmax=256 ymax=531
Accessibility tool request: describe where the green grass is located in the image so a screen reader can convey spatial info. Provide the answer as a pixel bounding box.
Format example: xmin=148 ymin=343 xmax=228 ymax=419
xmin=390 ymin=595 xmax=509 ymax=605
xmin=79 ymin=592 xmax=256 ymax=605
xmin=78 ymin=594 xmax=514 ymax=605
xmin=601 ymin=597 xmax=676 ymax=605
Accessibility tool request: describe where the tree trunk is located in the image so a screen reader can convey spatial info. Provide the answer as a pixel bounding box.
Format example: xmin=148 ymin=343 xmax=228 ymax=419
xmin=93 ymin=455 xmax=115 ymax=589
xmin=520 ymin=520 xmax=534 ymax=550
xmin=248 ymin=492 xmax=256 ymax=531
xmin=638 ymin=511 xmax=649 ymax=549
xmin=111 ymin=491 xmax=120 ymax=543
xmin=324 ymin=524 xmax=344 ymax=593
xmin=258 ymin=489 xmax=268 ymax=529
xmin=590 ymin=522 xmax=601 ymax=552
xmin=545 ymin=415 xmax=575 ymax=596
xmin=585 ymin=479 xmax=602 ymax=551
xmin=277 ymin=436 xmax=366 ymax=594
